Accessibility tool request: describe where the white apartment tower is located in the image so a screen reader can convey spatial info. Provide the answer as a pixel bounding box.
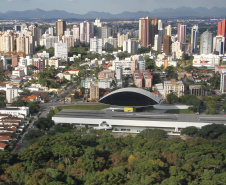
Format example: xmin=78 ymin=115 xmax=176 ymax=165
xmin=154 ymin=34 xmax=162 ymax=52
xmin=123 ymin=39 xmax=139 ymax=54
xmin=6 ymin=84 xmax=18 ymax=104
xmin=54 ymin=42 xmax=68 ymax=60
xmin=200 ymin=30 xmax=213 ymax=55
xmin=90 ymin=37 xmax=102 ymax=54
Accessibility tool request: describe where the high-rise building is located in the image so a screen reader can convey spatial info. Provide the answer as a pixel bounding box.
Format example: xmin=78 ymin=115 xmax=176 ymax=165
xmin=44 ymin=36 xmax=58 ymax=49
xmin=48 ymin=27 xmax=54 ymax=36
xmin=6 ymin=84 xmax=18 ymax=104
xmin=123 ymin=39 xmax=139 ymax=54
xmin=72 ymin=25 xmax=79 ymax=39
xmin=16 ymin=35 xmax=25 ymax=54
xmin=154 ymin=34 xmax=162 ymax=52
xmin=0 ymin=32 xmax=15 ymax=53
xmin=191 ymin=25 xmax=199 ymax=53
xmin=25 ymin=36 xmax=35 ymax=55
xmin=139 ymin=17 xmax=158 ymax=47
xmin=117 ymin=32 xmax=129 ymax=47
xmin=62 ymin=35 xmax=75 ymax=49
xmin=94 ymin=19 xmax=102 ymax=27
xmin=80 ymin=21 xmax=94 ymax=45
xmin=103 ymin=37 xmax=117 ymax=51
xmin=90 ymin=37 xmax=102 ymax=54
xmin=200 ymin=30 xmax=213 ymax=55
xmin=54 ymin=42 xmax=68 ymax=60
xmin=158 ymin=20 xmax=163 ymax=30
xmin=217 ymin=19 xmax=226 ymax=53
xmin=33 ymin=58 xmax=45 ymax=73
xmin=177 ymin=24 xmax=187 ymax=43
xmin=217 ymin=19 xmax=226 ymax=37
xmin=213 ymin=35 xmax=225 ymax=55
xmin=163 ymin=35 xmax=171 ymax=54
xmin=28 ymin=25 xmax=41 ymax=47
xmin=56 ymin=19 xmax=66 ymax=36
xmin=12 ymin=55 xmax=20 ymax=68
xmin=64 ymin=29 xmax=72 ymax=37
xmin=165 ymin=25 xmax=172 ymax=36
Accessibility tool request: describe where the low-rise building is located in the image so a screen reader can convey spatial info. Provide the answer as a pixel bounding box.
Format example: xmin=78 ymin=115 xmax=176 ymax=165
xmin=65 ymin=70 xmax=80 ymax=76
xmin=12 ymin=69 xmax=25 ymax=78
xmin=0 ymin=107 xmax=29 ymax=117
xmin=163 ymin=79 xmax=184 ymax=98
xmin=89 ymin=85 xmax=99 ymax=101
xmin=193 ymin=54 xmax=220 ymax=68
xmin=0 ymin=142 xmax=7 ymax=151
xmin=189 ymin=85 xmax=206 ymax=96
xmin=98 ymin=70 xmax=115 ymax=81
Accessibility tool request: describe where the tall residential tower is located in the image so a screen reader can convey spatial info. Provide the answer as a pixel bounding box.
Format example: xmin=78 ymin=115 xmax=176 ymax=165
xmin=139 ymin=17 xmax=158 ymax=47
xmin=200 ymin=30 xmax=213 ymax=55
xmin=177 ymin=24 xmax=187 ymax=43
xmin=56 ymin=19 xmax=66 ymax=36
xmin=191 ymin=25 xmax=199 ymax=53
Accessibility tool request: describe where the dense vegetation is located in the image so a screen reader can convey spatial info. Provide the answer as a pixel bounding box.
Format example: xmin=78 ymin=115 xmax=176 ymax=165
xmin=1 ymin=126 xmax=226 ymax=185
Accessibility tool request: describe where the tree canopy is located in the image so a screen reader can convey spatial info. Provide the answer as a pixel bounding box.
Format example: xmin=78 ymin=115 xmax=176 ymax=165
xmin=34 ymin=117 xmax=54 ymax=132
xmin=1 ymin=125 xmax=226 ymax=184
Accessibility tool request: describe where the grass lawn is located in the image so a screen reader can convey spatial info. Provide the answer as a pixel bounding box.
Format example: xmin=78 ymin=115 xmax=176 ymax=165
xmin=165 ymin=109 xmax=194 ymax=114
xmin=57 ymin=104 xmax=110 ymax=111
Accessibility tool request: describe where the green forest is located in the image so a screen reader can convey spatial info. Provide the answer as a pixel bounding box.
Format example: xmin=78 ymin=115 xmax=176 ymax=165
xmin=1 ymin=127 xmax=226 ymax=185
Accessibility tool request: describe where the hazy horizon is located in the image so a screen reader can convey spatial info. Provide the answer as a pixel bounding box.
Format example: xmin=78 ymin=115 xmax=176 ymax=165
xmin=1 ymin=0 xmax=226 ymax=14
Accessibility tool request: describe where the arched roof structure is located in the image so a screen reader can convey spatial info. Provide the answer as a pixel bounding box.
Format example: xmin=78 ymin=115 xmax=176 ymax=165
xmin=99 ymin=88 xmax=162 ymax=107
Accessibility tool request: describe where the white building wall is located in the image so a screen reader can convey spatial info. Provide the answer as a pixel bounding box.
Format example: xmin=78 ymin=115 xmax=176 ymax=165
xmin=54 ymin=42 xmax=68 ymax=60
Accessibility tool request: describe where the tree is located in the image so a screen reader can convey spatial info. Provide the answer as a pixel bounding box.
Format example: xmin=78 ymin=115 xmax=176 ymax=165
xmin=34 ymin=117 xmax=54 ymax=132
xmin=12 ymin=97 xmax=26 ymax=106
xmin=222 ymin=100 xmax=226 ymax=112
xmin=80 ymin=87 xmax=85 ymax=95
xmin=138 ymin=129 xmax=167 ymax=140
xmin=167 ymin=92 xmax=179 ymax=104
xmin=103 ymin=54 xmax=115 ymax=61
xmin=198 ymin=124 xmax=226 ymax=139
xmin=54 ymin=123 xmax=74 ymax=133
xmin=209 ymin=72 xmax=220 ymax=90
xmin=137 ymin=47 xmax=150 ymax=54
xmin=25 ymin=130 xmax=45 ymax=140
xmin=181 ymin=126 xmax=199 ymax=136
xmin=184 ymin=65 xmax=194 ymax=72
xmin=74 ymin=91 xmax=80 ymax=99
xmin=110 ymin=80 xmax=116 ymax=88
xmin=27 ymin=102 xmax=40 ymax=114
xmin=0 ymin=96 xmax=6 ymax=108
xmin=145 ymin=56 xmax=155 ymax=71
xmin=152 ymin=73 xmax=161 ymax=85
xmin=165 ymin=66 xmax=178 ymax=80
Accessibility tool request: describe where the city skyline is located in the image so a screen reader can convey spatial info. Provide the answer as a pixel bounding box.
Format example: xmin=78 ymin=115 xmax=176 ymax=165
xmin=1 ymin=0 xmax=226 ymax=14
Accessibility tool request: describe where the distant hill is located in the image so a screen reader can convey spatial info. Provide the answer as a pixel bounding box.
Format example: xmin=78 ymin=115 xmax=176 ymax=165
xmin=0 ymin=7 xmax=226 ymax=20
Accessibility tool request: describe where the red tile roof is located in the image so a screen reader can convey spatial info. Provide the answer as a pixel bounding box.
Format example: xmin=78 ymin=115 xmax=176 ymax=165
xmin=0 ymin=142 xmax=7 ymax=149
xmin=0 ymin=136 xmax=11 ymax=141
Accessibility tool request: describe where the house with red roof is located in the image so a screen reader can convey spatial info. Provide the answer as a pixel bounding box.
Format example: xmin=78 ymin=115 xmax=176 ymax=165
xmin=0 ymin=142 xmax=7 ymax=151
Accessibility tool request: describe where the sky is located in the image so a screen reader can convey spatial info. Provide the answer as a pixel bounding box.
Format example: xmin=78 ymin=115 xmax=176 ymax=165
xmin=1 ymin=0 xmax=226 ymax=14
